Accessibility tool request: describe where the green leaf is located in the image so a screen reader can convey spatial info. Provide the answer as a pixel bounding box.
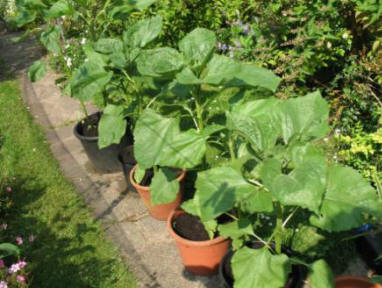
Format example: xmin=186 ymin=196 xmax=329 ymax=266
xmin=132 ymin=0 xmax=156 ymax=11
xmin=136 ymin=48 xmax=184 ymax=78
xmin=22 ymin=0 xmax=47 ymax=9
xmin=69 ymin=61 xmax=113 ymax=102
xmin=259 ymin=147 xmax=327 ymax=214
xmin=190 ymin=166 xmax=255 ymax=221
xmin=279 ymin=91 xmax=329 ymax=144
xmin=179 ymin=28 xmax=216 ymax=68
xmin=40 ymin=25 xmax=61 ymax=53
xmin=203 ymin=54 xmax=240 ymax=86
xmin=135 ymin=166 xmax=146 ymax=184
xmin=371 ymin=276 xmax=382 ymax=284
xmin=227 ymin=64 xmax=281 ymax=92
xmin=10 ymin=8 xmax=36 ymax=28
xmin=133 ymin=109 xmax=206 ymax=169
xmin=28 ymin=60 xmax=47 ymax=82
xmin=227 ymin=98 xmax=281 ymax=152
xmin=45 ymin=0 xmax=72 ymax=19
xmin=232 ymin=247 xmax=291 ymax=288
xmin=0 ymin=243 xmax=20 ymax=258
xmin=218 ymin=218 xmax=253 ymax=239
xmin=176 ymin=68 xmax=202 ymax=85
xmin=240 ymin=189 xmax=274 ymax=214
xmin=123 ymin=16 xmax=162 ymax=49
xmin=98 ymin=104 xmax=127 ymax=149
xmin=202 ymin=219 xmax=218 ymax=239
xmin=310 ymin=165 xmax=382 ymax=232
xmin=94 ymin=38 xmax=124 ymax=54
xmin=308 ymin=260 xmax=334 ymax=288
xmin=150 ymin=167 xmax=180 ymax=205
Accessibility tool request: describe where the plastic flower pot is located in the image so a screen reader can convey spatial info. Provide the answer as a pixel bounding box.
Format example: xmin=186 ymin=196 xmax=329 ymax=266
xmin=356 ymin=232 xmax=382 ymax=274
xmin=129 ymin=165 xmax=185 ymax=221
xmin=335 ymin=276 xmax=382 ymax=288
xmin=168 ymin=209 xmax=231 ymax=276
xmin=219 ymin=244 xmax=304 ymax=288
xmin=118 ymin=146 xmax=137 ymax=193
xmin=73 ymin=112 xmax=132 ymax=173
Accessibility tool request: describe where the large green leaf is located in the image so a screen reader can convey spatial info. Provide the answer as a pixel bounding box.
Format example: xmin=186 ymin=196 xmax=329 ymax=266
xmin=28 ymin=60 xmax=47 ymax=82
xmin=136 ymin=48 xmax=184 ymax=78
xmin=131 ymin=0 xmax=156 ymax=11
xmin=94 ymin=38 xmax=124 ymax=54
xmin=133 ymin=109 xmax=206 ymax=169
xmin=10 ymin=8 xmax=36 ymax=28
xmin=202 ymin=54 xmax=280 ymax=91
xmin=259 ymin=147 xmax=327 ymax=214
xmin=98 ymin=104 xmax=126 ymax=149
xmin=179 ymin=28 xmax=216 ymax=68
xmin=45 ymin=0 xmax=72 ymax=19
xmin=240 ymin=189 xmax=274 ymax=214
xmin=310 ymin=165 xmax=382 ymax=232
xmin=278 ymin=91 xmax=329 ymax=144
xmin=218 ymin=218 xmax=254 ymax=239
xmin=232 ymin=247 xmax=291 ymax=288
xmin=69 ymin=61 xmax=113 ymax=102
xmin=123 ymin=16 xmax=162 ymax=49
xmin=40 ymin=25 xmax=61 ymax=53
xmin=227 ymin=98 xmax=281 ymax=152
xmin=307 ymin=260 xmax=334 ymax=288
xmin=202 ymin=54 xmax=241 ymax=86
xmin=227 ymin=64 xmax=281 ymax=92
xmin=176 ymin=68 xmax=203 ymax=85
xmin=150 ymin=167 xmax=180 ymax=205
xmin=227 ymin=92 xmax=329 ymax=152
xmin=185 ymin=167 xmax=255 ymax=221
xmin=0 ymin=243 xmax=20 ymax=258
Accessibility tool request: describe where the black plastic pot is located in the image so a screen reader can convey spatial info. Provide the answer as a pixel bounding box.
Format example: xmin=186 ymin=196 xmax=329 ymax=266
xmin=73 ymin=112 xmax=132 ymax=173
xmin=219 ymin=242 xmax=304 ymax=288
xmin=118 ymin=146 xmax=137 ymax=193
xmin=356 ymin=232 xmax=382 ymax=274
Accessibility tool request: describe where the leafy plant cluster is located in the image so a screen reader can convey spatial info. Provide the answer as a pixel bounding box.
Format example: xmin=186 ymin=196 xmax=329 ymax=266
xmin=7 ymin=0 xmax=382 ymax=287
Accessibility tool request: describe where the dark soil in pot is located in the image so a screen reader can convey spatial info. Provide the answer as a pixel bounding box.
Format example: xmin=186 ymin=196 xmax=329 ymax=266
xmin=173 ymin=213 xmax=233 ymax=241
xmin=74 ymin=112 xmax=132 ymax=173
xmin=219 ymin=242 xmax=304 ymax=288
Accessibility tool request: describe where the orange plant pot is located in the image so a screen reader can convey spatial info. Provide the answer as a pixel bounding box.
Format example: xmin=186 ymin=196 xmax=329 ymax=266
xmin=335 ymin=276 xmax=382 ymax=288
xmin=129 ymin=165 xmax=185 ymax=221
xmin=168 ymin=210 xmax=231 ymax=276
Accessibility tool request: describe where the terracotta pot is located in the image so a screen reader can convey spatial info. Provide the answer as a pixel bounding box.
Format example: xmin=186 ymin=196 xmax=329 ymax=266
xmin=168 ymin=209 xmax=231 ymax=276
xmin=130 ymin=165 xmax=185 ymax=221
xmin=335 ymin=276 xmax=382 ymax=288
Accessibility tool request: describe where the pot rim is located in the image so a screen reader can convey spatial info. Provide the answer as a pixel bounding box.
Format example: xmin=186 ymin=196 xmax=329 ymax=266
xmin=73 ymin=112 xmax=100 ymax=142
xmin=335 ymin=276 xmax=382 ymax=287
xmin=129 ymin=164 xmax=186 ymax=192
xmin=167 ymin=209 xmax=229 ymax=247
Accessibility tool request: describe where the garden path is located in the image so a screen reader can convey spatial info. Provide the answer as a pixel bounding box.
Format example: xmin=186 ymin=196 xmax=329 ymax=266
xmin=0 ymin=31 xmax=221 ymax=288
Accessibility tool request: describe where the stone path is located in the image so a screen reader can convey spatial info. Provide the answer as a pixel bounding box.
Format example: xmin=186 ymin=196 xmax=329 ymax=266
xmin=0 ymin=31 xmax=220 ymax=288
xmin=0 ymin=30 xmax=372 ymax=288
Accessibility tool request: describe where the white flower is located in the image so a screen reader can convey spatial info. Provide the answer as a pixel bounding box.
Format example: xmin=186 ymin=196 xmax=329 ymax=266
xmin=80 ymin=38 xmax=87 ymax=45
xmin=327 ymin=41 xmax=332 ymax=49
xmin=66 ymin=57 xmax=72 ymax=68
xmin=334 ymin=128 xmax=341 ymax=136
xmin=342 ymin=32 xmax=349 ymax=39
xmin=323 ymin=137 xmax=329 ymax=142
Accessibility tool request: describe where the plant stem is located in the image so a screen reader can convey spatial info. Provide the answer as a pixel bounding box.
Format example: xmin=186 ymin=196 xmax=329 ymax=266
xmin=275 ymin=203 xmax=283 ymax=255
xmin=80 ymin=100 xmax=89 ymax=118
xmin=228 ymin=133 xmax=236 ymax=160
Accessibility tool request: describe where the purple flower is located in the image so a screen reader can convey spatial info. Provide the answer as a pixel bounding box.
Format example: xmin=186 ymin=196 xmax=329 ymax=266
xmin=242 ymin=24 xmax=252 ymax=35
xmin=0 ymin=259 xmax=5 ymax=268
xmin=8 ymin=263 xmax=21 ymax=274
xmin=237 ymin=20 xmax=243 ymax=27
xmin=5 ymin=186 xmax=11 ymax=192
xmin=18 ymin=260 xmax=27 ymax=269
xmin=17 ymin=275 xmax=26 ymax=283
xmin=0 ymin=281 xmax=8 ymax=288
xmin=16 ymin=237 xmax=23 ymax=245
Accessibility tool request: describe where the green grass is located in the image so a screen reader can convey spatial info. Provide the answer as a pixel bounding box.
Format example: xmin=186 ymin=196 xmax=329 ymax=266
xmin=0 ymin=80 xmax=136 ymax=288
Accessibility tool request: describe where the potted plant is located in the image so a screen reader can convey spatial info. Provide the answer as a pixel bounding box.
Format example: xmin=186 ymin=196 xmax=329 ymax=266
xmin=11 ymin=0 xmax=162 ymax=173
xmin=132 ymin=27 xmax=280 ymax=269
xmin=180 ymin=91 xmax=382 ymax=287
